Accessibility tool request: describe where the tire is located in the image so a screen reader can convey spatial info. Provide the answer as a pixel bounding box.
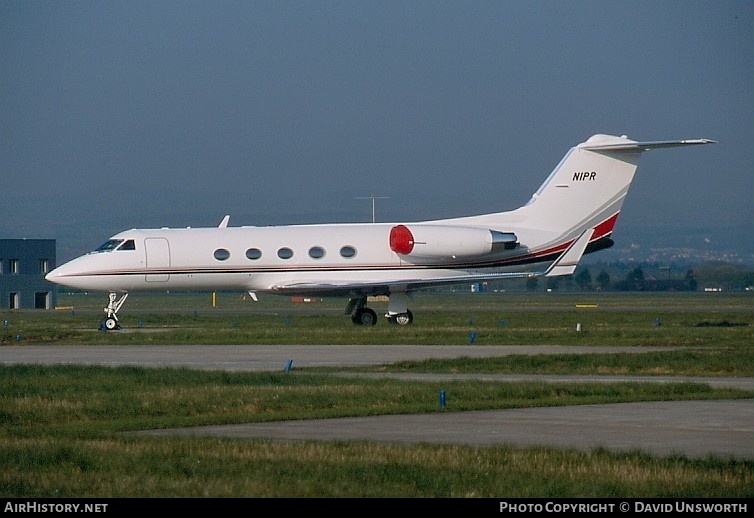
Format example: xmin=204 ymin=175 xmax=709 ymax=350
xmin=394 ymin=310 xmax=413 ymax=325
xmin=387 ymin=310 xmax=415 ymax=326
xmin=353 ymin=308 xmax=377 ymax=326
xmin=104 ymin=317 xmax=119 ymax=330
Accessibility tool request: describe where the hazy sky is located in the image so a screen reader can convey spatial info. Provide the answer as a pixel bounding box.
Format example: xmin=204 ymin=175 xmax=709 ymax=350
xmin=2 ymin=1 xmax=752 ymax=262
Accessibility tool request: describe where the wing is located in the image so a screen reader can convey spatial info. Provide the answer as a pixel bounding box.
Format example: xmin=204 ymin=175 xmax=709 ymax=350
xmin=268 ymin=228 xmax=594 ymax=297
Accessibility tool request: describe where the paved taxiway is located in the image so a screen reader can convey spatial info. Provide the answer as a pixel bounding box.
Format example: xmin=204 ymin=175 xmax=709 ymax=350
xmin=3 ymin=344 xmax=753 ymax=459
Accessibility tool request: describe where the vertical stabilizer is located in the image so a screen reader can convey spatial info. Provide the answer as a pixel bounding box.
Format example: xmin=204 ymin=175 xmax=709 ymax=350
xmin=511 ymin=134 xmax=715 ymax=246
xmin=517 ymin=135 xmax=641 ymax=237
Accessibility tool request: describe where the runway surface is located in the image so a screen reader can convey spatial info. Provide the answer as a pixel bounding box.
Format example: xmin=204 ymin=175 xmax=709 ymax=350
xmin=3 ymin=344 xmax=753 ymax=459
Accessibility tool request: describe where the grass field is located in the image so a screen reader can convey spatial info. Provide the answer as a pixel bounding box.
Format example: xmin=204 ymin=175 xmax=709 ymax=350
xmin=2 ymin=291 xmax=753 ymax=348
xmin=1 ymin=292 xmax=752 ymax=497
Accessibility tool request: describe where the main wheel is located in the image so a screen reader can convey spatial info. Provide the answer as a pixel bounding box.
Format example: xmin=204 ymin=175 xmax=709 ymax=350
xmin=352 ymin=307 xmax=377 ymax=325
xmin=395 ymin=310 xmax=413 ymax=325
xmin=389 ymin=310 xmax=413 ymax=326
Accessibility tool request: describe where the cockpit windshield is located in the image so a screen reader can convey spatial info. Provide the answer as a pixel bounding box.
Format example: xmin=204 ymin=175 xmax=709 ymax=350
xmin=93 ymin=239 xmax=136 ymax=253
xmin=94 ymin=239 xmax=123 ymax=252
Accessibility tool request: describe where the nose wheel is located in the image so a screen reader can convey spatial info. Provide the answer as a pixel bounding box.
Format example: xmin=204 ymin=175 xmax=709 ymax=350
xmin=102 ymin=317 xmax=120 ymax=331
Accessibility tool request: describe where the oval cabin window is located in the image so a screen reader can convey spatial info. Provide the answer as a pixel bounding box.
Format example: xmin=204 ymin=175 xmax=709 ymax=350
xmin=339 ymin=246 xmax=356 ymax=258
xmin=308 ymin=246 xmax=325 ymax=259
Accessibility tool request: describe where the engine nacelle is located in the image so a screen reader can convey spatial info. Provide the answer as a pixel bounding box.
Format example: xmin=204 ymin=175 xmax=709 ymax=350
xmin=389 ymin=224 xmax=517 ymax=259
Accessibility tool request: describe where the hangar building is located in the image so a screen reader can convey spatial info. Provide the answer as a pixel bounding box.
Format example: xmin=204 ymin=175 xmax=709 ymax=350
xmin=0 ymin=239 xmax=58 ymax=309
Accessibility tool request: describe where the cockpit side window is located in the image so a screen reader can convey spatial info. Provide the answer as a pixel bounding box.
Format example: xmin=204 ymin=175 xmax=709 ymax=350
xmin=94 ymin=239 xmax=123 ymax=252
xmin=119 ymin=240 xmax=136 ymax=251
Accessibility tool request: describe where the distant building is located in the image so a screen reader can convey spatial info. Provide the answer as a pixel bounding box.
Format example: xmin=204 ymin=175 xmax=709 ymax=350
xmin=0 ymin=239 xmax=57 ymax=309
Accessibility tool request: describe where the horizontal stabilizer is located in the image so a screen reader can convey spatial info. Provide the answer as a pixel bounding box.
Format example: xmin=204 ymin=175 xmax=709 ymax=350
xmin=545 ymin=228 xmax=593 ymax=277
xmin=581 ymin=137 xmax=716 ymax=153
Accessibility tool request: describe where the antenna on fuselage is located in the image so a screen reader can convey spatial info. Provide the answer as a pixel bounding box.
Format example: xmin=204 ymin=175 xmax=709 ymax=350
xmin=355 ymin=195 xmax=389 ymax=223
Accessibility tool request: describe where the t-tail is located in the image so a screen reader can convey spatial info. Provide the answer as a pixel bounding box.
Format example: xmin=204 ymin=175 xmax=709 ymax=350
xmin=467 ymin=134 xmax=716 ymax=259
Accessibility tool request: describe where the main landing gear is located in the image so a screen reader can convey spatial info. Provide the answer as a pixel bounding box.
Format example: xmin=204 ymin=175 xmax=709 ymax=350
xmin=101 ymin=292 xmax=128 ymax=331
xmin=345 ymin=294 xmax=414 ymax=326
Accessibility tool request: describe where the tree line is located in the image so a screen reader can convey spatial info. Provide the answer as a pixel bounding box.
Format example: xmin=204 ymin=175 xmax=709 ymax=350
xmin=522 ymin=262 xmax=754 ymax=292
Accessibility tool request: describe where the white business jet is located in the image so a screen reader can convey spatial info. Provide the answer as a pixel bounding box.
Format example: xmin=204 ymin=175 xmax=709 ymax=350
xmin=46 ymin=134 xmax=714 ymax=330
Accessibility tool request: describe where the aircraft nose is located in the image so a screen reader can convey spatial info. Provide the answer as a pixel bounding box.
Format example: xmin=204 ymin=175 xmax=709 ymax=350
xmin=45 ymin=262 xmax=74 ymax=285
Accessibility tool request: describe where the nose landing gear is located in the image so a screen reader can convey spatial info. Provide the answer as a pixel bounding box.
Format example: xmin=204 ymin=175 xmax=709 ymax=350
xmin=101 ymin=292 xmax=128 ymax=331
